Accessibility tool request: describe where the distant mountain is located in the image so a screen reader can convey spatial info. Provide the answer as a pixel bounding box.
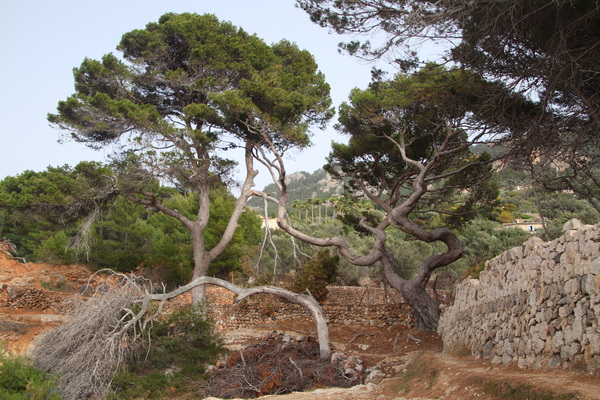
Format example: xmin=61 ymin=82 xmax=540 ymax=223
xmin=248 ymin=169 xmax=344 ymax=215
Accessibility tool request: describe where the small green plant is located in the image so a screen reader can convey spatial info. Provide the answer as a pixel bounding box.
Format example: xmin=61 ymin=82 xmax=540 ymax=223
xmin=108 ymin=304 xmax=224 ymax=399
xmin=0 ymin=349 xmax=63 ymax=399
xmin=464 ymin=261 xmax=486 ymax=279
xmin=390 ymin=353 xmax=439 ymax=394
xmin=450 ymin=345 xmax=472 ymax=357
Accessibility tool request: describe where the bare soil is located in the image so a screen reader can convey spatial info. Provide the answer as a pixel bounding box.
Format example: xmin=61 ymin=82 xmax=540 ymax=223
xmin=1 ymin=254 xmax=599 ymax=399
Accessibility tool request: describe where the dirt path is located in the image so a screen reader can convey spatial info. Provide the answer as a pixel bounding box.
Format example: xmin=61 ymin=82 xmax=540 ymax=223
xmin=212 ymin=350 xmax=598 ymax=400
xmin=409 ymin=352 xmax=600 ymax=400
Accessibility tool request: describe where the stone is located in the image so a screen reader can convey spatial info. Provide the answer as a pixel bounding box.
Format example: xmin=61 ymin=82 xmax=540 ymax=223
xmin=440 ymin=222 xmax=599 ymax=372
xmin=562 ymin=218 xmax=583 ymax=232
xmin=590 ymin=256 xmax=600 ymax=275
xmin=482 ymin=340 xmax=494 ymax=359
xmin=549 ymin=355 xmax=562 ymax=368
xmin=501 ymin=353 xmax=513 ymax=364
xmin=79 ymin=284 xmax=94 ymax=295
xmin=6 ymin=284 xmax=28 ymax=299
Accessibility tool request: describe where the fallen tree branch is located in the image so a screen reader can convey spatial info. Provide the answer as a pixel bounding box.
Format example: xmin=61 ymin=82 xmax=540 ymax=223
xmin=31 ymin=272 xmax=331 ymax=400
xmin=142 ymin=276 xmax=331 ymax=359
xmin=407 ymin=333 xmax=422 ymax=343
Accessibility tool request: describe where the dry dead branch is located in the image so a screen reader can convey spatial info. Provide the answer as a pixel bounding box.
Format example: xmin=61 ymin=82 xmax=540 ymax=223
xmin=30 ymin=272 xmax=151 ymax=400
xmin=207 ymin=332 xmax=361 ymax=399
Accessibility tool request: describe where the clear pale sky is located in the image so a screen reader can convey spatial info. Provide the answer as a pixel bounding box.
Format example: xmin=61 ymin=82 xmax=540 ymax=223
xmin=0 ymin=1 xmax=397 ymax=189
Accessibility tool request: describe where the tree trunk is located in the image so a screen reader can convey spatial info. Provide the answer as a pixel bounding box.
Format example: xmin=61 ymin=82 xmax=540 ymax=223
xmin=190 ymin=227 xmax=209 ymax=304
xmin=394 ymin=280 xmax=440 ymax=332
xmin=380 ymin=249 xmax=441 ymax=332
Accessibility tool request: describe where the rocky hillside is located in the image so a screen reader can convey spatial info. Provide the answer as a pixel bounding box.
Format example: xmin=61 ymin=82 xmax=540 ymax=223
xmin=248 ymin=168 xmax=344 ymax=214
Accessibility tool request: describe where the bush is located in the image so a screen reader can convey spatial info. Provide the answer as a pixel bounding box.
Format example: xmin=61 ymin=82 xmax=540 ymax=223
xmin=108 ymin=304 xmax=224 ymax=399
xmin=0 ymin=349 xmax=62 ymax=399
xmin=497 ymin=210 xmax=515 ymax=224
xmin=288 ymin=249 xmax=339 ymax=303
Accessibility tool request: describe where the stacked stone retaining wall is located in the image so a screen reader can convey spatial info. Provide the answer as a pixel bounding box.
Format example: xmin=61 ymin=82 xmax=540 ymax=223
xmin=439 ymin=219 xmax=600 ymax=371
xmin=205 ymin=285 xmax=415 ymax=329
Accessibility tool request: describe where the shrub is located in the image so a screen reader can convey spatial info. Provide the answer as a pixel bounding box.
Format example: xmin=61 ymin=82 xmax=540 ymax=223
xmin=289 ymin=249 xmax=339 ymax=303
xmin=0 ymin=349 xmax=62 ymax=399
xmin=497 ymin=210 xmax=515 ymax=224
xmin=108 ymin=304 xmax=224 ymax=399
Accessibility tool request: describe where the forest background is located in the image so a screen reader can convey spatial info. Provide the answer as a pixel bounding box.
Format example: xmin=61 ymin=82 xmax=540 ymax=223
xmin=1 ymin=163 xmax=597 ymax=290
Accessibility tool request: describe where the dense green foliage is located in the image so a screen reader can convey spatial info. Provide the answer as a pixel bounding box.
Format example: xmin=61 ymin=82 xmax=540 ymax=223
xmin=0 ymin=162 xmax=112 ymax=260
xmin=0 ymin=163 xmax=262 ymax=283
xmin=289 ymin=249 xmax=339 ymax=302
xmin=297 ymin=0 xmax=600 ymax=216
xmin=0 ymin=349 xmax=62 ymax=399
xmin=1 ymin=160 xmax=594 ymax=290
xmin=108 ymin=305 xmax=223 ymax=399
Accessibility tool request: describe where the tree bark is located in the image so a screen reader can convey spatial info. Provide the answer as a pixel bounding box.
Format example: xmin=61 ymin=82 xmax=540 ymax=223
xmin=381 ymin=252 xmax=440 ymax=332
xmin=144 ymin=276 xmax=331 ymax=359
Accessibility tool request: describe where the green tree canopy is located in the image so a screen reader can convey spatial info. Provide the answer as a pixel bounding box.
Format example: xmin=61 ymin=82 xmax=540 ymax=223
xmin=262 ymin=65 xmax=511 ymax=331
xmin=48 ymin=13 xmax=332 ymax=301
xmin=0 ymin=162 xmax=114 ymax=259
xmin=297 ymin=0 xmax=600 ymax=215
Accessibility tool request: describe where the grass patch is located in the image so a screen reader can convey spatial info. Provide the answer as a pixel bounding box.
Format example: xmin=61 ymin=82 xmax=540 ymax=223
xmin=0 ymin=348 xmax=63 ymax=399
xmin=390 ymin=353 xmax=439 ymax=395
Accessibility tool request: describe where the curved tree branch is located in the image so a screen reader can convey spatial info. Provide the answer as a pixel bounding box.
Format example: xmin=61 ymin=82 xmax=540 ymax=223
xmin=143 ymin=276 xmax=331 ymax=359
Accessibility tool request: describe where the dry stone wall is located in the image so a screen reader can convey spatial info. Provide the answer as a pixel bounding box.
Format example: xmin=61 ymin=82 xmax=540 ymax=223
xmin=439 ymin=219 xmax=600 ymax=372
xmin=205 ymin=285 xmax=415 ymax=329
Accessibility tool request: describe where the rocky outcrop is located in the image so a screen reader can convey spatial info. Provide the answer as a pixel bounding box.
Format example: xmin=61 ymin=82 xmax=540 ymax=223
xmin=439 ymin=219 xmax=600 ymax=372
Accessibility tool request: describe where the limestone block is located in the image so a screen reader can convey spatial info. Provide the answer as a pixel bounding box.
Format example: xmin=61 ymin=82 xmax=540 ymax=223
xmin=586 ymin=329 xmax=600 ymax=356
xmin=501 ymin=353 xmax=514 ymax=364
xmin=580 ymin=231 xmax=599 ymax=259
xmin=532 ymin=334 xmax=546 ymax=355
xmin=590 ymin=256 xmax=600 ymax=275
xmin=549 ymin=355 xmax=562 ymax=367
xmin=541 ymin=260 xmax=555 ymax=285
xmin=564 ymin=277 xmax=581 ymax=297
xmin=6 ymin=284 xmax=31 ymax=299
xmin=508 ymin=246 xmax=523 ymax=261
xmin=552 ymin=330 xmax=565 ymax=352
xmin=524 ymin=236 xmax=545 ymax=252
xmin=563 ymin=218 xmax=583 ymax=232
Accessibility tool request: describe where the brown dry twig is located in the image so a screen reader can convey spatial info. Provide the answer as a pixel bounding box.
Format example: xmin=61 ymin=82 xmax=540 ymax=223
xmin=207 ymin=332 xmax=363 ymax=399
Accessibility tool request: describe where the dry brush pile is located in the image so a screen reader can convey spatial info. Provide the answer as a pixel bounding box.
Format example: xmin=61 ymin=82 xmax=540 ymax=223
xmin=207 ymin=332 xmax=365 ymax=399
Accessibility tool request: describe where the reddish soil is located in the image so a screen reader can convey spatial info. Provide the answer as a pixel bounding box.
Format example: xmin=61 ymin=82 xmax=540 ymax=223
xmin=1 ymin=253 xmax=599 ymax=399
